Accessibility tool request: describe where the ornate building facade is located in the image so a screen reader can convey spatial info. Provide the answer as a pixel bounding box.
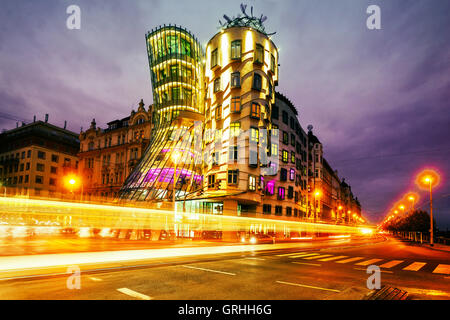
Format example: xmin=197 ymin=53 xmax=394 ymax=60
xmin=78 ymin=100 xmax=153 ymax=201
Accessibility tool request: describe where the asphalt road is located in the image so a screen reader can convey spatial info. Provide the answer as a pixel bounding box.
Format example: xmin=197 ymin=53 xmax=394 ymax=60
xmin=0 ymin=236 xmax=449 ymax=300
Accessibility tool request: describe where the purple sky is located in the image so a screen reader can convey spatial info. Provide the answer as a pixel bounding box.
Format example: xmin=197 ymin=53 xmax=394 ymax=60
xmin=0 ymin=0 xmax=449 ymax=227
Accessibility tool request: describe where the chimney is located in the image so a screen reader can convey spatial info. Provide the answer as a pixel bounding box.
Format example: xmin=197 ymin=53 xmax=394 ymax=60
xmin=64 ymin=120 xmax=67 ymax=129
xmin=45 ymin=114 xmax=49 ymax=123
xmin=33 ymin=115 xmax=36 ymax=122
xmin=16 ymin=122 xmax=18 ymax=128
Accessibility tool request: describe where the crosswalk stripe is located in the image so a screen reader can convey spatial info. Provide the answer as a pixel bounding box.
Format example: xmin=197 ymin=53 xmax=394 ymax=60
xmin=302 ymin=254 xmax=333 ymax=260
xmin=276 ymin=252 xmax=307 ymax=257
xmin=380 ymin=260 xmax=404 ymax=268
xmin=355 ymin=258 xmax=383 ymax=266
xmin=336 ymin=257 xmax=364 ymax=264
xmin=432 ymin=264 xmax=450 ymax=275
xmin=318 ymin=255 xmax=348 ymax=262
xmin=288 ymin=253 xmax=320 ymax=259
xmin=403 ymin=262 xmax=426 ymax=271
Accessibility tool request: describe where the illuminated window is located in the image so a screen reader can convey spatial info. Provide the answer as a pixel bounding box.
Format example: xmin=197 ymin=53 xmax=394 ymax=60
xmin=271 ymin=143 xmax=278 ymax=156
xmin=230 ymin=122 xmax=241 ymax=137
xmin=172 ymin=86 xmax=180 ymax=100
xmin=231 ymin=40 xmax=241 ymax=59
xmin=255 ymin=44 xmax=264 ymax=64
xmin=180 ymin=38 xmax=191 ymax=56
xmin=167 ymin=35 xmax=178 ymax=54
xmin=290 ymin=168 xmax=295 ymax=181
xmin=265 ymin=180 xmax=275 ymax=195
xmin=278 ymin=187 xmax=285 ymax=200
xmin=208 ymin=174 xmax=216 ymax=188
xmin=231 ymin=72 xmax=240 ymax=88
xmin=251 ymin=102 xmax=260 ymax=118
xmin=211 ymin=48 xmax=218 ymax=68
xmin=252 ymin=73 xmax=262 ymax=91
xmin=282 ymin=150 xmax=288 ymax=163
xmin=231 ymin=97 xmax=241 ymax=112
xmin=291 ymin=151 xmax=295 ymax=163
xmin=250 ymin=127 xmax=259 ymax=143
xmin=248 ymin=175 xmax=256 ymax=191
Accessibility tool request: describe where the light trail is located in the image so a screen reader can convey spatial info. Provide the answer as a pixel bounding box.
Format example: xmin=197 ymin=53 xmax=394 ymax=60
xmin=0 ymin=196 xmax=373 ymax=236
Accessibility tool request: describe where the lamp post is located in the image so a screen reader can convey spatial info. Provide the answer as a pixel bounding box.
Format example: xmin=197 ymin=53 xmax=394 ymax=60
xmin=314 ymin=190 xmax=321 ymax=223
xmin=425 ymin=177 xmax=434 ymax=246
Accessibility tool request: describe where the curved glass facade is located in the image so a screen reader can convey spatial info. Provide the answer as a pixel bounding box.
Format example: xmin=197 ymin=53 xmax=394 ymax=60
xmin=146 ymin=25 xmax=205 ymax=124
xmin=119 ymin=25 xmax=205 ymax=202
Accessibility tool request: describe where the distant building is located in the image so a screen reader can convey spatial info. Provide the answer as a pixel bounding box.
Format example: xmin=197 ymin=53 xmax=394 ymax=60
xmin=0 ymin=119 xmax=79 ymax=197
xmin=78 ymin=99 xmax=153 ymax=201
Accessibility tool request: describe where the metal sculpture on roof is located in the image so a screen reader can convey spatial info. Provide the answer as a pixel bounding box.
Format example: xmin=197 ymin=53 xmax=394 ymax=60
xmin=218 ymin=3 xmax=276 ymax=36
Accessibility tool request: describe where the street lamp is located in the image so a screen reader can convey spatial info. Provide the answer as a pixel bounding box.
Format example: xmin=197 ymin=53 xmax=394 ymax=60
xmin=417 ymin=169 xmax=440 ymax=247
xmin=408 ymin=195 xmax=416 ymax=212
xmin=64 ymin=175 xmax=83 ymax=201
xmin=314 ymin=190 xmax=321 ymax=222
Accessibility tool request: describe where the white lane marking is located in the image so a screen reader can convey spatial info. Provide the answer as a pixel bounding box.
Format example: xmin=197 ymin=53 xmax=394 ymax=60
xmin=276 ymin=280 xmax=340 ymax=293
xmin=403 ymin=262 xmax=426 ymax=271
xmin=433 ymin=264 xmax=450 ymax=275
xmin=292 ymin=262 xmax=321 ymax=267
xmin=182 ymin=265 xmax=236 ymax=276
xmin=288 ymin=253 xmax=320 ymax=259
xmin=276 ymin=252 xmax=307 ymax=257
xmin=379 ymin=260 xmax=404 ymax=268
xmin=88 ymin=277 xmax=102 ymax=281
xmin=318 ymin=255 xmax=348 ymax=262
xmin=117 ymin=288 xmax=152 ymax=300
xmin=303 ymin=254 xmax=332 ymax=260
xmin=244 ymin=257 xmax=266 ymax=261
xmin=336 ymin=257 xmax=364 ymax=264
xmin=355 ymin=258 xmax=383 ymax=266
xmin=354 ymin=267 xmax=393 ymax=274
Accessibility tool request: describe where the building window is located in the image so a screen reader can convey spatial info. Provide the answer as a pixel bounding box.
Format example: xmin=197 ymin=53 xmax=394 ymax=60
xmin=271 ymin=54 xmax=276 ymax=73
xmin=251 ymin=102 xmax=260 ymax=118
xmin=275 ymin=205 xmax=282 ymax=215
xmin=286 ymin=207 xmax=292 ymax=216
xmin=36 ymin=163 xmax=44 ymax=172
xmin=291 ymin=151 xmax=296 ymax=163
xmin=280 ymin=168 xmax=287 ymax=181
xmin=51 ymin=166 xmax=57 ymax=174
xmin=212 ymin=152 xmax=219 ymax=165
xmin=282 ymin=131 xmax=289 ymax=144
xmin=249 ymin=150 xmax=258 ymax=167
xmin=248 ymin=175 xmax=256 ymax=191
xmin=211 ymin=48 xmax=218 ymax=68
xmin=49 ymin=178 xmax=57 ymax=186
xmin=19 ymin=163 xmax=24 ymax=172
xmin=37 ymin=151 xmax=46 ymax=160
xmin=265 ymin=180 xmax=275 ymax=195
xmin=255 ymin=44 xmax=264 ymax=63
xmin=288 ymin=186 xmax=294 ymax=199
xmin=250 ymin=127 xmax=259 ymax=143
xmin=21 ymin=151 xmax=25 ymax=159
xmin=291 ymin=133 xmax=296 ymax=146
xmin=26 ymin=162 xmax=30 ymax=170
xmin=230 ymin=122 xmax=241 ymax=137
xmin=35 ymin=175 xmax=43 ymax=184
xmin=252 ymin=73 xmax=262 ymax=91
xmin=282 ymin=150 xmax=288 ymax=163
xmin=208 ymin=174 xmax=216 ymax=188
xmin=263 ymin=204 xmax=272 ymax=214
xmin=213 ymin=77 xmax=221 ymax=93
xmin=231 ymin=72 xmax=240 ymax=88
xmin=290 ymin=168 xmax=295 ymax=181
xmin=290 ymin=117 xmax=295 ymax=130
xmin=27 ymin=150 xmax=31 ymax=158
xmin=231 ymin=96 xmax=241 ymax=112
xmin=228 ymin=170 xmax=238 ymax=184
xmin=272 ymin=105 xmax=279 ymax=120
xmin=229 ymin=146 xmax=238 ymax=162
xmin=278 ymin=187 xmax=285 ymax=200
xmin=271 ymin=143 xmax=278 ymax=156
xmin=231 ymin=40 xmax=241 ymax=59
xmin=282 ymin=111 xmax=288 ymax=124
xmin=215 ymin=105 xmax=222 ymax=120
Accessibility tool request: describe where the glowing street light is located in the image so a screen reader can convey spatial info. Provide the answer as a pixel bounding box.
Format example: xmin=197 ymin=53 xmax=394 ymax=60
xmin=417 ymin=169 xmax=440 ymax=246
xmin=313 ymin=189 xmax=321 ymax=222
xmin=64 ymin=175 xmax=83 ymax=201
